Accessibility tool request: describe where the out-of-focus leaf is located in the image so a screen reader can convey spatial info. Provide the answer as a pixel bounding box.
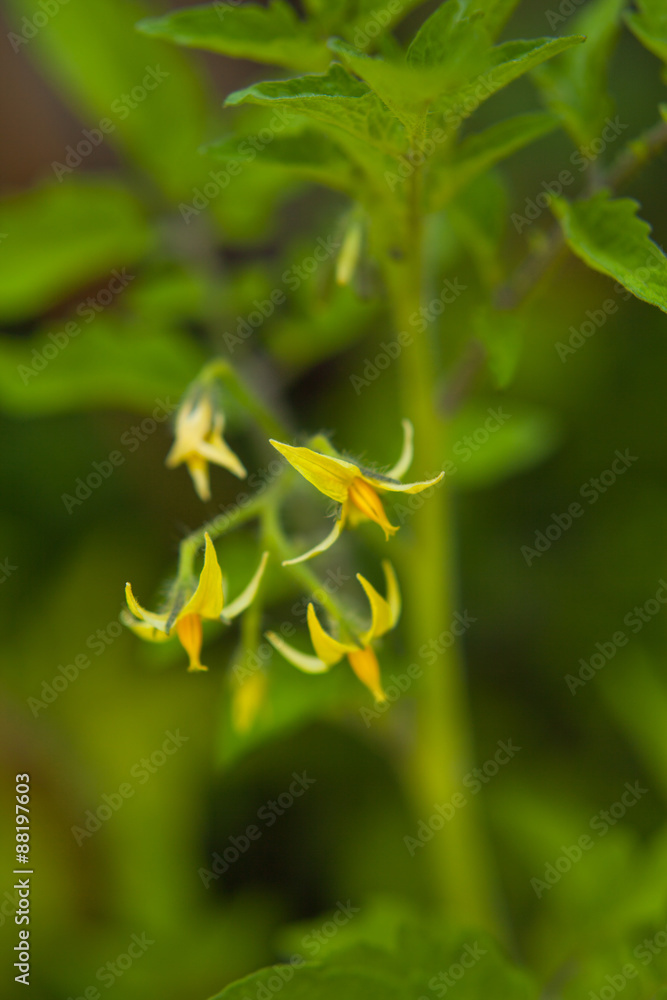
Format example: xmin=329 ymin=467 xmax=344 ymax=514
xmin=225 ymin=66 xmax=408 ymax=158
xmin=138 ymin=1 xmax=330 ymax=72
xmin=436 ymin=36 xmax=586 ymax=123
xmin=625 ymin=0 xmax=667 ymax=65
xmin=445 ymin=172 xmax=509 ymax=288
xmin=5 ymin=0 xmax=211 ymax=200
xmin=205 ymin=130 xmax=358 ymax=194
xmin=552 ymin=191 xmax=667 ymax=313
xmin=461 ymin=0 xmax=522 ymax=41
xmin=428 ymin=112 xmax=558 ymax=210
xmin=209 ymin=919 xmax=535 ymax=999
xmin=472 ymin=307 xmax=524 ymax=388
xmin=446 ymin=401 xmax=560 ymax=489
xmin=0 ymin=316 xmax=205 ymax=416
xmin=0 ymin=180 xmax=152 ymax=323
xmin=532 ymin=0 xmax=626 ymax=146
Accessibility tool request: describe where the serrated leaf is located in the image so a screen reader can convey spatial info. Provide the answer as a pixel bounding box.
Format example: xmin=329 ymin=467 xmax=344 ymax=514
xmin=4 ymin=0 xmax=211 ymax=201
xmin=552 ymin=191 xmax=667 ymax=313
xmin=437 ymin=35 xmax=586 ymax=123
xmin=532 ymin=0 xmax=626 ymax=146
xmin=406 ymin=1 xmax=488 ymax=72
xmin=209 ymin=920 xmax=535 ymax=1000
xmin=205 ymin=130 xmax=358 ymax=194
xmin=225 ymin=65 xmax=408 ymax=159
xmin=0 ymin=180 xmax=151 ymax=323
xmin=624 ymin=0 xmax=667 ymax=64
xmin=428 ymin=112 xmax=558 ymax=210
xmin=138 ymin=1 xmax=330 ymax=72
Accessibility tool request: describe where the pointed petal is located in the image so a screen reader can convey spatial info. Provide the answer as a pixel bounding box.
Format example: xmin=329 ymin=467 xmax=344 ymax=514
xmin=222 ymin=551 xmax=270 ymax=621
xmin=386 ymin=419 xmax=414 ymax=479
xmin=185 ymin=454 xmax=212 ymax=502
xmin=176 ymin=613 xmax=208 ymax=671
xmin=357 ymin=571 xmax=395 ymax=645
xmin=121 ymin=610 xmax=172 ymax=643
xmin=347 ymin=646 xmax=386 ymax=703
xmin=125 ymin=583 xmax=170 ymax=633
xmin=282 ymin=514 xmax=345 ymax=566
xmin=197 ymin=433 xmax=247 ymax=480
xmin=307 ymin=604 xmax=357 ymax=666
xmin=270 ymin=440 xmax=358 ymax=503
xmin=361 ymin=469 xmax=444 ymax=494
xmin=348 ymin=477 xmax=398 ymax=539
xmin=180 ymin=533 xmax=224 ymax=620
xmin=382 ymin=559 xmax=401 ymax=627
xmin=166 ymin=396 xmax=214 ymax=468
xmin=266 ymin=631 xmax=330 ymax=674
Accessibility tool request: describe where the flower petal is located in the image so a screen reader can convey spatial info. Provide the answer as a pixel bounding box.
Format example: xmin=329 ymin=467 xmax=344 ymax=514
xmin=179 ymin=533 xmax=224 ymax=620
xmin=347 ymin=646 xmax=386 ymax=703
xmin=282 ymin=513 xmax=345 ymax=566
xmin=357 ymin=568 xmax=396 ymax=645
xmin=348 ymin=477 xmax=398 ymax=539
xmin=222 ymin=551 xmax=269 ymax=621
xmin=307 ymin=604 xmax=358 ymax=666
xmin=266 ymin=631 xmax=330 ymax=674
xmin=270 ymin=440 xmax=358 ymax=503
xmin=166 ymin=396 xmax=214 ymax=468
xmin=386 ymin=419 xmax=414 ymax=480
xmin=121 ymin=610 xmax=172 ymax=643
xmin=361 ymin=469 xmax=444 ymax=494
xmin=176 ymin=613 xmax=207 ymax=671
xmin=125 ymin=583 xmax=170 ymax=633
xmin=198 ymin=416 xmax=247 ymax=479
xmin=185 ymin=454 xmax=212 ymax=502
xmin=382 ymin=559 xmax=401 ymax=627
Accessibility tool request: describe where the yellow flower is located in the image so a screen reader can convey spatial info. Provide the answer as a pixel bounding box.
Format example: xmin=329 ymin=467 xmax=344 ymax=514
xmin=166 ymin=390 xmax=246 ymax=501
xmin=266 ymin=560 xmax=400 ymax=701
xmin=124 ymin=533 xmax=269 ymax=672
xmin=270 ymin=420 xmax=443 ymax=564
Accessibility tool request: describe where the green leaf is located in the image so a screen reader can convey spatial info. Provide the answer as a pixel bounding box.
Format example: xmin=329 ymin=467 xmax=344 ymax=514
xmin=436 ymin=35 xmax=586 ymax=123
xmin=209 ymin=919 xmax=535 ymax=1000
xmin=447 ymin=401 xmax=560 ymax=489
xmin=0 ymin=180 xmax=152 ymax=323
xmin=205 ymin=129 xmax=358 ymax=194
xmin=532 ymin=0 xmax=626 ymax=146
xmin=138 ymin=1 xmax=330 ymax=72
xmin=406 ymin=1 xmax=488 ymax=73
xmin=552 ymin=190 xmax=667 ymax=313
xmin=4 ymin=0 xmax=211 ymax=201
xmin=461 ymin=0 xmax=522 ymax=41
xmin=444 ymin=172 xmax=509 ymax=289
xmin=428 ymin=112 xmax=558 ymax=209
xmin=625 ymin=0 xmax=667 ymax=64
xmin=0 ymin=315 xmax=205 ymax=416
xmin=225 ymin=65 xmax=408 ymax=159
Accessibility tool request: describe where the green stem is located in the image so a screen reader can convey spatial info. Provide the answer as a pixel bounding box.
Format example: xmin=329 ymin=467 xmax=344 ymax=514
xmin=200 ymin=358 xmax=286 ymax=441
xmin=379 ymin=169 xmax=499 ymax=932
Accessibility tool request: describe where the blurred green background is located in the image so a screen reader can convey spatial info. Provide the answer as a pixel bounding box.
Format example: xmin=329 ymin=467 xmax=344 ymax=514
xmin=1 ymin=0 xmax=666 ymax=997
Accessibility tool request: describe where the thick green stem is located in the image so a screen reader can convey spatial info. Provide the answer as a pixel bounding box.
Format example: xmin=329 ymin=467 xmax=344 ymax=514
xmin=379 ymin=170 xmax=498 ymax=932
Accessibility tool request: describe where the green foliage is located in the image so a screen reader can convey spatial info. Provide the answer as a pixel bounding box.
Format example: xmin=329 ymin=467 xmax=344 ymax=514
xmin=532 ymin=0 xmax=626 ymax=146
xmin=209 ymin=916 xmax=535 ymax=1000
xmin=0 ymin=180 xmax=151 ymax=322
xmin=624 ymin=0 xmax=667 ymax=65
xmin=552 ymin=191 xmax=667 ymax=313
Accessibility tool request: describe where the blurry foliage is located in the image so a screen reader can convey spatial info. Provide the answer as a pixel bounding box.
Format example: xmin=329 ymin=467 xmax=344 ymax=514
xmin=1 ymin=0 xmax=667 ymax=997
